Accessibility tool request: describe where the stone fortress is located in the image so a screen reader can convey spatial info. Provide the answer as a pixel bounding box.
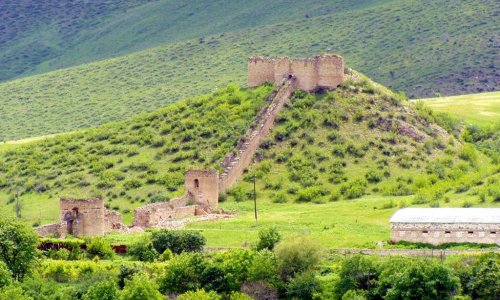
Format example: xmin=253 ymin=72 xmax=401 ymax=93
xmin=37 ymin=54 xmax=346 ymax=237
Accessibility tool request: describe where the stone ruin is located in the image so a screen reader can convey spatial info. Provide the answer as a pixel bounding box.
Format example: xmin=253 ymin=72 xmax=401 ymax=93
xmin=36 ymin=198 xmax=123 ymax=237
xmin=36 ymin=54 xmax=346 ymax=236
xmin=248 ymin=54 xmax=344 ymax=92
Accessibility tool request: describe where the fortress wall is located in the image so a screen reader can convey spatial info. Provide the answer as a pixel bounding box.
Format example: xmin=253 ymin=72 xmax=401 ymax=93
xmin=60 ymin=198 xmax=105 ymax=236
xmin=185 ymin=170 xmax=219 ymax=208
xmin=274 ymin=57 xmax=291 ymax=83
xmin=36 ymin=223 xmax=63 ymax=238
xmin=317 ymin=55 xmax=344 ymax=89
xmin=104 ymin=209 xmax=123 ymax=233
xmin=248 ymin=57 xmax=275 ymax=87
xmin=291 ymin=58 xmax=318 ymax=91
xmin=391 ymin=223 xmax=500 ymax=245
xmin=219 ymin=78 xmax=296 ymax=192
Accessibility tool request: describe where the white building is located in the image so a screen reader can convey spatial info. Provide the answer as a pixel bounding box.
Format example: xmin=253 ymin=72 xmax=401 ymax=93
xmin=390 ymin=208 xmax=500 ymax=245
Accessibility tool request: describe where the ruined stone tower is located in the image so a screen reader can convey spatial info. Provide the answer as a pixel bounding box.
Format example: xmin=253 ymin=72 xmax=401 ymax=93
xmin=248 ymin=54 xmax=344 ymax=91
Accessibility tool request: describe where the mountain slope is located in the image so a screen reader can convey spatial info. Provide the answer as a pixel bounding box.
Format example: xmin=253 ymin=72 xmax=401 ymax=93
xmin=0 ymin=0 xmax=497 ymax=141
xmin=0 ymin=75 xmax=497 ymax=226
xmin=0 ymin=0 xmax=389 ymax=82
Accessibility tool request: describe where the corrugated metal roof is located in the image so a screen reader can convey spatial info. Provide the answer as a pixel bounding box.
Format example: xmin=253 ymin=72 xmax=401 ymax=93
xmin=390 ymin=208 xmax=500 ymax=224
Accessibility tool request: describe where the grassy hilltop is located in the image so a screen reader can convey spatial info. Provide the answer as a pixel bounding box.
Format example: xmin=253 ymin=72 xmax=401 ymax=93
xmin=1 ymin=75 xmax=498 ymax=247
xmin=0 ymin=0 xmax=497 ymax=141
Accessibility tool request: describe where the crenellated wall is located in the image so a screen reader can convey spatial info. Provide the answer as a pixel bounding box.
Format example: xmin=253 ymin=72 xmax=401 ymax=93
xmin=248 ymin=54 xmax=344 ymax=91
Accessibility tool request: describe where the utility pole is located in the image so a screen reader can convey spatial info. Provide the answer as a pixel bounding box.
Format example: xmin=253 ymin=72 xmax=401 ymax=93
xmin=253 ymin=174 xmax=258 ymax=222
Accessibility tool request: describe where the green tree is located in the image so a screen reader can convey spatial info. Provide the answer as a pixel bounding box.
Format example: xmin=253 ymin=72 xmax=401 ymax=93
xmin=274 ymin=235 xmax=323 ymax=281
xmin=256 ymin=227 xmax=281 ymax=251
xmin=0 ymin=215 xmax=39 ymax=280
xmin=0 ymin=261 xmax=12 ymax=288
xmin=379 ymin=259 xmax=459 ymax=300
xmin=333 ymin=255 xmax=380 ymax=299
xmin=120 ymin=273 xmax=163 ymax=300
xmin=468 ymin=253 xmax=500 ymax=300
xmin=83 ymin=278 xmax=119 ymax=300
xmin=0 ymin=283 xmax=33 ymax=300
xmin=158 ymin=252 xmax=207 ymax=293
xmin=151 ymin=230 xmax=205 ymax=255
xmin=247 ymin=249 xmax=279 ymax=287
xmin=286 ymin=271 xmax=321 ymax=300
xmin=127 ymin=238 xmax=158 ymax=262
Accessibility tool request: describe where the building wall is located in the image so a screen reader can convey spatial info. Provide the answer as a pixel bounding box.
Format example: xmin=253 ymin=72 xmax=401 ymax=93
xmin=60 ymin=198 xmax=105 ymax=236
xmin=248 ymin=55 xmax=344 ymax=91
xmin=133 ymin=195 xmax=190 ymax=227
xmin=391 ymin=223 xmax=500 ymax=245
xmin=248 ymin=57 xmax=274 ymax=87
xmin=185 ymin=170 xmax=219 ymax=208
xmin=104 ymin=209 xmax=123 ymax=233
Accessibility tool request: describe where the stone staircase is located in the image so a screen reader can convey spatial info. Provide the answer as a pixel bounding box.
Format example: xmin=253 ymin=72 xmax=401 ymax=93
xmin=218 ymin=77 xmax=296 ymax=192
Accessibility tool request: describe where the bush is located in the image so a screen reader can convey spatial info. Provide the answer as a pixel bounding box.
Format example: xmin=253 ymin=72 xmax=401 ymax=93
xmin=256 ymin=227 xmax=281 ymax=251
xmin=296 ymin=186 xmax=323 ymax=202
xmin=151 ymin=230 xmax=206 ymax=255
xmin=365 ymin=169 xmax=383 ymax=183
xmin=83 ymin=278 xmax=119 ymax=300
xmin=286 ymin=272 xmax=321 ymax=300
xmin=121 ymin=272 xmax=163 ymax=300
xmin=177 ymin=289 xmax=221 ymax=300
xmin=340 ymin=179 xmax=367 ymax=199
xmin=271 ymin=191 xmax=287 ymax=203
xmin=158 ymin=252 xmax=207 ymax=293
xmin=87 ymin=237 xmax=114 ymax=259
xmin=128 ymin=238 xmax=158 ymax=262
xmin=247 ymin=250 xmax=280 ymax=286
xmin=459 ymin=144 xmax=478 ymax=166
xmin=212 ymin=249 xmax=255 ymax=291
xmin=467 ymin=253 xmax=500 ymax=299
xmin=275 ymin=236 xmax=323 ymax=280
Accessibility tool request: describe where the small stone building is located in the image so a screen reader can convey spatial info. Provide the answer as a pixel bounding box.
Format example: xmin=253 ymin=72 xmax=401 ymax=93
xmin=37 ymin=198 xmax=123 ymax=237
xmin=390 ymin=208 xmax=500 ymax=245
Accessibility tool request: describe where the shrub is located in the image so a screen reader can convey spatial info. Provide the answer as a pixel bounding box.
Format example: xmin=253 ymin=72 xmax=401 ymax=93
xmin=128 ymin=238 xmax=158 ymax=262
xmin=87 ymin=237 xmax=114 ymax=259
xmin=83 ymin=278 xmax=119 ymax=300
xmin=286 ymin=271 xmax=321 ymax=300
xmin=340 ymin=179 xmax=367 ymax=199
xmin=123 ymin=179 xmax=143 ymax=190
xmin=275 ymin=236 xmax=323 ymax=280
xmin=459 ymin=144 xmax=478 ymax=166
xmin=212 ymin=249 xmax=255 ymax=291
xmin=159 ymin=249 xmax=173 ymax=261
xmin=467 ymin=253 xmax=500 ymax=299
xmin=365 ymin=169 xmax=383 ymax=183
xmin=121 ymin=272 xmax=163 ymax=300
xmin=177 ymin=289 xmax=221 ymax=300
xmin=296 ymin=186 xmax=323 ymax=202
xmin=158 ymin=253 xmax=207 ymax=293
xmin=247 ymin=250 xmax=280 ymax=286
xmin=256 ymin=227 xmax=281 ymax=251
xmin=151 ymin=230 xmax=206 ymax=255
xmin=271 ymin=191 xmax=287 ymax=203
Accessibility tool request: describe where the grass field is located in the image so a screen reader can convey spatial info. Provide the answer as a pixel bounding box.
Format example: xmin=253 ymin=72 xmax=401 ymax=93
xmin=420 ymin=92 xmax=500 ymax=127
xmin=0 ymin=0 xmax=497 ymax=141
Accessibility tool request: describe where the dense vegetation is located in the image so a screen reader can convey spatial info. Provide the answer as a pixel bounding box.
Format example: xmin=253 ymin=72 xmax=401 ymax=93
xmin=0 ymin=84 xmax=272 ymax=224
xmin=1 ymin=0 xmax=497 ymax=140
xmin=1 ymin=218 xmax=499 ymax=299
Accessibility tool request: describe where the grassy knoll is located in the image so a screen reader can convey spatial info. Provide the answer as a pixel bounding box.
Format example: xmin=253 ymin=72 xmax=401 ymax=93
xmin=420 ymin=91 xmax=500 ymax=127
xmin=1 ymin=0 xmax=497 ymax=141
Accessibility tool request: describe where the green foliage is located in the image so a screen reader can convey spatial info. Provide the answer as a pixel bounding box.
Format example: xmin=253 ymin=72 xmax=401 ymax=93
xmin=0 ymin=261 xmax=12 ymax=288
xmin=333 ymin=255 xmax=379 ymax=299
xmin=127 ymin=238 xmax=158 ymax=262
xmin=467 ymin=253 xmax=500 ymax=299
xmin=158 ymin=252 xmax=207 ymax=293
xmin=459 ymin=144 xmax=478 ymax=166
xmin=212 ymin=249 xmax=255 ymax=291
xmin=340 ymin=179 xmax=367 ymax=199
xmin=286 ymin=272 xmax=321 ymax=300
xmin=82 ymin=278 xmax=119 ymax=300
xmin=0 ymin=215 xmax=39 ymax=280
xmin=86 ymin=238 xmax=114 ymax=259
xmin=177 ymin=289 xmax=221 ymax=300
xmin=120 ymin=272 xmax=163 ymax=300
xmin=256 ymin=227 xmax=281 ymax=251
xmin=151 ymin=230 xmax=206 ymax=255
xmin=247 ymin=250 xmax=280 ymax=287
xmin=274 ymin=236 xmax=323 ymax=280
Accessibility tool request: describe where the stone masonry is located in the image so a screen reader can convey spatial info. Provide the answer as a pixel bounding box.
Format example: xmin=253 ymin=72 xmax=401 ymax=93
xmin=248 ymin=54 xmax=344 ymax=92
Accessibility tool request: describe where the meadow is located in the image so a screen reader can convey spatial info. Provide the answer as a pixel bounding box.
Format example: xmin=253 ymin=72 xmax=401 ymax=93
xmin=421 ymin=91 xmax=500 ymax=127
xmin=1 ymin=0 xmax=497 ymax=141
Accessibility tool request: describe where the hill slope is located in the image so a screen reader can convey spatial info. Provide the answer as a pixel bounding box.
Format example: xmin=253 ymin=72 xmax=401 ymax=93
xmin=0 ymin=75 xmax=497 ymax=227
xmin=0 ymin=0 xmax=497 ymax=141
xmin=0 ymin=0 xmax=389 ymax=82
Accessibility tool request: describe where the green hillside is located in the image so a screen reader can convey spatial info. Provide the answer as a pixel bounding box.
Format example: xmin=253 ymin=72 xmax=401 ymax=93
xmin=0 ymin=0 xmax=389 ymax=82
xmin=0 ymin=0 xmax=497 ymax=141
xmin=1 ymin=76 xmax=498 ymax=234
